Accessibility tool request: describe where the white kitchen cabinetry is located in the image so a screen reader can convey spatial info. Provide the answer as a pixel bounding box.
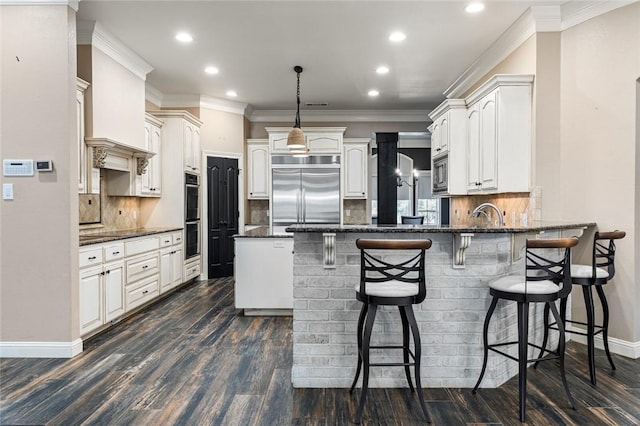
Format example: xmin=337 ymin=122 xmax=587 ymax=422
xmin=235 ymin=237 xmax=293 ymax=312
xmin=343 ymin=138 xmax=369 ymax=199
xmin=138 ymin=114 xmax=163 ymax=196
xmin=428 ymin=99 xmax=467 ymax=196
xmin=79 ymin=243 xmax=125 ymax=336
xmin=160 ymin=232 xmax=184 ymax=293
xmin=247 ymin=139 xmax=269 ymax=199
xmin=465 ymin=75 xmax=533 ymax=194
xmin=184 ymin=122 xmax=201 ymax=174
xmin=266 ymin=127 xmax=345 ymax=155
xmin=184 ymin=256 xmax=201 ymax=282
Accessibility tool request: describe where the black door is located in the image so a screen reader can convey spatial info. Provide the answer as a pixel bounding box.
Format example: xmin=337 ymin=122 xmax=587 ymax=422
xmin=207 ymin=156 xmax=239 ymax=278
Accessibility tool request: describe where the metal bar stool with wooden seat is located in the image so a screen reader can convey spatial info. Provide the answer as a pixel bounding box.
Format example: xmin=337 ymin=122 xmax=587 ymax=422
xmin=349 ymin=238 xmax=432 ymax=424
xmin=537 ymin=230 xmax=625 ymax=385
xmin=473 ymin=237 xmax=579 ymax=422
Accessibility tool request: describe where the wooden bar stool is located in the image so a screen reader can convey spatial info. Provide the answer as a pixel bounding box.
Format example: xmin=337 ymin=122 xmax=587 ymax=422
xmin=538 ymin=230 xmax=625 ymax=385
xmin=349 ymin=238 xmax=432 ymax=424
xmin=473 ymin=237 xmax=579 ymax=422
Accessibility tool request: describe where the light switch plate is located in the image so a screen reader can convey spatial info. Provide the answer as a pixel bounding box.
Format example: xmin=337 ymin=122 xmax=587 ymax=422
xmin=3 ymin=183 xmax=14 ymax=200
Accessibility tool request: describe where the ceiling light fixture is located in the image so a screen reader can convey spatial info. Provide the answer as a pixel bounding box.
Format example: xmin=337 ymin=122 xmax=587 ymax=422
xmin=465 ymin=2 xmax=485 ymax=13
xmin=376 ymin=66 xmax=389 ymax=75
xmin=226 ymin=90 xmax=238 ymax=97
xmin=175 ymin=32 xmax=193 ymax=43
xmin=368 ymin=90 xmax=380 ymax=97
xmin=204 ymin=66 xmax=219 ymax=75
xmin=389 ymin=31 xmax=406 ymax=42
xmin=287 ymin=65 xmax=306 ymax=152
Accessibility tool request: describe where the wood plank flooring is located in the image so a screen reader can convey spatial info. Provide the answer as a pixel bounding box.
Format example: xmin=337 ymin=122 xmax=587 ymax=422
xmin=1 ymin=277 xmax=639 ymax=425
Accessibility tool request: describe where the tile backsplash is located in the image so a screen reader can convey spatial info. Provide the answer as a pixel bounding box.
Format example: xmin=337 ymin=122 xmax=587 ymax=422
xmin=449 ymin=190 xmax=537 ymax=227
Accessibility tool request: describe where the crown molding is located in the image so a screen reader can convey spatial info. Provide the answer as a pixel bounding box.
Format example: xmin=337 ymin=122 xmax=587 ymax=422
xmin=250 ymin=109 xmax=431 ymax=123
xmin=560 ymin=0 xmax=637 ymax=31
xmin=0 ymin=0 xmax=78 ymax=10
xmin=199 ymin=95 xmax=248 ymax=115
xmin=77 ymin=20 xmax=153 ymax=81
xmin=144 ymin=83 xmax=163 ymax=107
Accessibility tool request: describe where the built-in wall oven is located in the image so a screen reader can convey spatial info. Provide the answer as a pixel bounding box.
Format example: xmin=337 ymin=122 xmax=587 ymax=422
xmin=185 ymin=173 xmax=200 ymax=259
xmin=432 ymin=155 xmax=448 ymax=194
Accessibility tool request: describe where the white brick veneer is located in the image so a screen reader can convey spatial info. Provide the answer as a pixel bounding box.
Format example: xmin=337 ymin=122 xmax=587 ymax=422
xmin=291 ymin=231 xmax=564 ymax=388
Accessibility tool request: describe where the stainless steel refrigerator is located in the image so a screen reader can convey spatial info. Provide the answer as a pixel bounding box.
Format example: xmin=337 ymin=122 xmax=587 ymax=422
xmin=271 ymin=155 xmax=341 ymax=233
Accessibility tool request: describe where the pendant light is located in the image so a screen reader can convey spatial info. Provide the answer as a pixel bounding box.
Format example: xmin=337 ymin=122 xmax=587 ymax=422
xmin=287 ymin=65 xmax=306 ymax=151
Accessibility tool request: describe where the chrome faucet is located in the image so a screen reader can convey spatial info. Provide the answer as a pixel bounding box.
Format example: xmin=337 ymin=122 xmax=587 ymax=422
xmin=471 ymin=203 xmax=504 ymax=227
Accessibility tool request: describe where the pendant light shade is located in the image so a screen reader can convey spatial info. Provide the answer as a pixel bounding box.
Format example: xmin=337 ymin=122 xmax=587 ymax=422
xmin=287 ymin=65 xmax=306 ymax=151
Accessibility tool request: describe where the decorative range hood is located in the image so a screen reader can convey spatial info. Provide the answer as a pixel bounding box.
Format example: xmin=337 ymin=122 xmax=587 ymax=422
xmin=85 ymin=138 xmax=154 ymax=175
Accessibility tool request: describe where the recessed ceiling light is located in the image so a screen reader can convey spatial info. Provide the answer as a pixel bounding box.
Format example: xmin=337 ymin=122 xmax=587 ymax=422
xmin=376 ymin=66 xmax=389 ymax=75
xmin=368 ymin=90 xmax=379 ymax=97
xmin=204 ymin=66 xmax=219 ymax=75
xmin=175 ymin=32 xmax=193 ymax=43
xmin=465 ymin=2 xmax=485 ymax=13
xmin=388 ymin=32 xmax=406 ymax=42
xmin=226 ymin=90 xmax=238 ymax=97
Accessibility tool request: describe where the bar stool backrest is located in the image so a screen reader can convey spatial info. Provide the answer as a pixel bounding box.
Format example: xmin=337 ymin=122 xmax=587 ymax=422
xmin=526 ymin=237 xmax=579 ymax=298
xmin=355 ymin=239 xmax=431 ymax=303
xmin=593 ymin=230 xmax=626 ymax=280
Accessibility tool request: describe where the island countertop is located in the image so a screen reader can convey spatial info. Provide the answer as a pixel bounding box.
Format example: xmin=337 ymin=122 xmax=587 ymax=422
xmin=286 ymin=220 xmax=595 ymax=234
xmin=234 ymin=226 xmax=293 ymax=239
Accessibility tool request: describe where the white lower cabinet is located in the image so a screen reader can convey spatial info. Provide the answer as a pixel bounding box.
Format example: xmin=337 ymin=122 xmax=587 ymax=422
xmin=184 ymin=256 xmax=201 ymax=282
xmin=79 ymin=231 xmax=186 ymax=337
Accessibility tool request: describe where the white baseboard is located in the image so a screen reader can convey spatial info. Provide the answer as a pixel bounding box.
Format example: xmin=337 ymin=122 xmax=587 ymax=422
xmin=0 ymin=339 xmax=83 ymax=358
xmin=569 ymin=326 xmax=640 ymax=359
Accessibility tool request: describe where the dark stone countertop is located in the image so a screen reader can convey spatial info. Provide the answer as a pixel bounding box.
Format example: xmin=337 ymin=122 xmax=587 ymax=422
xmin=234 ymin=226 xmax=293 ymax=239
xmin=285 ymin=221 xmax=596 ymax=234
xmin=79 ymin=227 xmax=183 ymax=246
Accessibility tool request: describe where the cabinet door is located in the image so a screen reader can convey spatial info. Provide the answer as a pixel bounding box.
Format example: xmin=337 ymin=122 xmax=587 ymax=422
xmin=248 ymin=144 xmax=269 ymax=199
xmin=192 ymin=127 xmax=201 ymax=174
xmin=431 ymin=122 xmax=441 ymax=155
xmin=344 ymin=143 xmax=368 ymax=199
xmin=184 ymin=122 xmax=195 ymax=172
xmin=104 ymin=261 xmax=124 ymax=322
xmin=150 ymin=124 xmax=162 ymax=194
xmin=172 ymin=248 xmax=183 ymax=288
xmin=159 ymin=248 xmax=172 ymax=292
xmin=438 ymin=115 xmax=449 ymax=154
xmin=479 ymin=90 xmax=498 ymax=190
xmin=467 ymin=104 xmax=481 ymax=191
xmin=80 ymin=266 xmax=103 ymax=335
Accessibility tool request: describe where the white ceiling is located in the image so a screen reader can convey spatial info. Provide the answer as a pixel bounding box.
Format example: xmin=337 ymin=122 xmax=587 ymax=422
xmin=77 ymin=0 xmax=569 ymax=113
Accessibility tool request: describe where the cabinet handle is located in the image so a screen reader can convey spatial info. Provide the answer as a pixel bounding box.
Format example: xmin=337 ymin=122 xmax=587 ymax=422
xmin=106 ymin=270 xmax=110 ymax=274
xmin=112 ymin=251 xmax=120 ymax=255
xmin=142 ymin=290 xmax=149 ymax=295
xmin=100 ymin=271 xmax=105 ymax=276
xmin=88 ymin=256 xmax=97 ymax=260
xmin=164 ymin=240 xmax=171 ymax=243
xmin=142 ymin=265 xmax=149 ymax=269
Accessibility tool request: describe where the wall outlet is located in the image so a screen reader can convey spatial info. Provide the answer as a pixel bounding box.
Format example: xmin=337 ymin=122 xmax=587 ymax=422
xmin=345 ymin=209 xmax=351 ymax=217
xmin=133 ymin=210 xmax=137 ymax=221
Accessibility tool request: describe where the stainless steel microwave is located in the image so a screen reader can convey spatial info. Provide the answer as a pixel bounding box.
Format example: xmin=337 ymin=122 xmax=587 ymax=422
xmin=432 ymin=155 xmax=448 ymax=194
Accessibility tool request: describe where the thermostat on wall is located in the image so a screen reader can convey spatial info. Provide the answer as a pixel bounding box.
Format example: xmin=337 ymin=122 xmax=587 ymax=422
xmin=3 ymin=159 xmax=34 ymax=176
xmin=36 ymin=160 xmax=54 ymax=172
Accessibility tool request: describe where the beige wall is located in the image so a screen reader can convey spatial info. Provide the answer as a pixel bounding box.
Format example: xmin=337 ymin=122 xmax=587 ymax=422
xmin=560 ymin=3 xmax=640 ymax=342
xmin=0 ymin=5 xmax=79 ymax=342
xmin=200 ymin=108 xmax=245 ymax=155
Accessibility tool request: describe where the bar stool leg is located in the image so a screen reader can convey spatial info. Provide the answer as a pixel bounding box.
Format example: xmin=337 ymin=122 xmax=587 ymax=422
xmin=404 ymin=305 xmax=431 ymax=423
xmin=355 ymin=303 xmax=377 ymax=425
xmin=473 ymin=296 xmax=499 ymax=393
xmin=596 ymin=285 xmax=616 ymax=371
xmin=582 ymin=286 xmax=597 ymax=385
xmin=548 ymin=301 xmax=576 ymax=409
xmin=517 ymin=301 xmax=529 ymax=423
xmin=350 ymin=303 xmax=368 ymax=393
xmin=399 ymin=306 xmax=415 ymax=391
xmin=534 ymin=303 xmax=551 ymax=369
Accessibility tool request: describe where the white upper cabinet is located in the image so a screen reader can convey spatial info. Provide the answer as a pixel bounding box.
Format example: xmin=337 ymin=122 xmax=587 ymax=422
xmin=343 ymin=139 xmax=369 ymax=199
xmin=267 ymin=127 xmax=345 ymax=155
xmin=429 ymin=99 xmax=467 ymax=195
xmin=247 ymin=139 xmax=269 ymax=199
xmin=184 ymin=122 xmax=201 ymax=174
xmin=465 ymin=75 xmax=533 ymax=194
xmin=139 ymin=113 xmax=163 ymax=196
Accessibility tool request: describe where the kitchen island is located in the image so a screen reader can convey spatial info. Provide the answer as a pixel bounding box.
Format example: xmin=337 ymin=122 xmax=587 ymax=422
xmin=287 ymin=222 xmax=595 ymax=389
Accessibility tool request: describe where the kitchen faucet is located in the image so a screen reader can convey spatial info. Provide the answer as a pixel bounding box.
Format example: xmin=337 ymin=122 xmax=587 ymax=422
xmin=471 ymin=203 xmax=504 ymax=227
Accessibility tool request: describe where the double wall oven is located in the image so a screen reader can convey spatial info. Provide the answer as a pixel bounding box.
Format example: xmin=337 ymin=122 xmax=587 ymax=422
xmin=185 ymin=173 xmax=200 ymax=259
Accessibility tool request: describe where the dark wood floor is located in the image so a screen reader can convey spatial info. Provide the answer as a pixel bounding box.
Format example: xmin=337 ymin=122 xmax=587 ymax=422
xmin=1 ymin=277 xmax=639 ymax=425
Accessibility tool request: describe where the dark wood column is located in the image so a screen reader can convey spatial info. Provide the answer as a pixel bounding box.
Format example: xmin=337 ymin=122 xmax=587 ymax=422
xmin=376 ymin=132 xmax=398 ymax=225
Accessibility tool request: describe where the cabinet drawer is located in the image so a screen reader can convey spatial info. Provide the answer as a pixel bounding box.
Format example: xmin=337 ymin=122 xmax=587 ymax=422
xmin=125 ymin=236 xmax=160 ymax=257
xmin=184 ymin=259 xmax=201 ymax=281
xmin=126 ymin=253 xmax=160 ymax=283
xmin=103 ymin=242 xmax=124 ymax=261
xmin=171 ymin=232 xmax=183 ymax=246
xmin=159 ymin=233 xmax=173 ymax=248
xmin=80 ymin=247 xmax=103 ymax=268
xmin=125 ymin=275 xmax=159 ymax=312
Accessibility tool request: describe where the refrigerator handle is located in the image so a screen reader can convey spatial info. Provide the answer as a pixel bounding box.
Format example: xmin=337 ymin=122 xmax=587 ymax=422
xmin=296 ymin=190 xmax=301 ymax=223
xmin=302 ymin=188 xmax=306 ymax=223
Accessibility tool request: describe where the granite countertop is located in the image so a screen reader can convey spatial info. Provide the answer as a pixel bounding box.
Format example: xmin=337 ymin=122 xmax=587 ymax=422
xmin=234 ymin=226 xmax=293 ymax=238
xmin=285 ymin=221 xmax=596 ymax=234
xmin=79 ymin=227 xmax=183 ymax=246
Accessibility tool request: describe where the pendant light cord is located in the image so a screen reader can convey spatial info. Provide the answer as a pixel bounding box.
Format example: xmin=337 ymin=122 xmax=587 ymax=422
xmin=294 ymin=69 xmax=301 ymax=128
